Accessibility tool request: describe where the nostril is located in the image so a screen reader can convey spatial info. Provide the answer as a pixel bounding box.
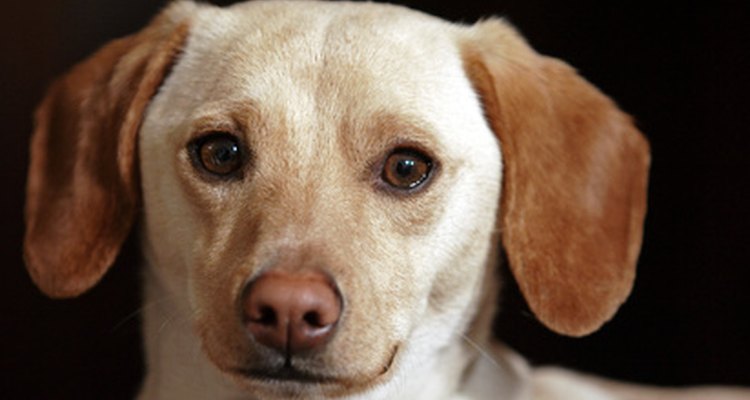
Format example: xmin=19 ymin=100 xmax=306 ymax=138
xmin=303 ymin=311 xmax=322 ymax=327
xmin=256 ymin=305 xmax=277 ymax=326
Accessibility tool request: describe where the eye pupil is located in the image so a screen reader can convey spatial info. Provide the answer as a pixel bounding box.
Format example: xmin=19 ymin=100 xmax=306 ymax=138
xmin=211 ymin=143 xmax=237 ymax=163
xmin=395 ymin=159 xmax=416 ymax=178
xmin=382 ymin=149 xmax=433 ymax=190
xmin=192 ymin=133 xmax=245 ymax=177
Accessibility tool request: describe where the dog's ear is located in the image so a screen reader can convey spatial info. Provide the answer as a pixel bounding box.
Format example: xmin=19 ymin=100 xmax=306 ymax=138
xmin=24 ymin=3 xmax=195 ymax=298
xmin=461 ymin=20 xmax=650 ymax=336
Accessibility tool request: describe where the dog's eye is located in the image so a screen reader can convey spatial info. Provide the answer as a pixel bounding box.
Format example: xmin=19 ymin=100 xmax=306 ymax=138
xmin=189 ymin=133 xmax=246 ymax=177
xmin=381 ymin=149 xmax=433 ymax=190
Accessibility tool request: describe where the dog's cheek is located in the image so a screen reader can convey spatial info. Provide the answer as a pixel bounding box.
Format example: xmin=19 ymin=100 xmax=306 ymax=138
xmin=139 ymin=132 xmax=201 ymax=303
xmin=428 ymin=193 xmax=499 ymax=306
xmin=420 ymin=150 xmax=503 ymax=339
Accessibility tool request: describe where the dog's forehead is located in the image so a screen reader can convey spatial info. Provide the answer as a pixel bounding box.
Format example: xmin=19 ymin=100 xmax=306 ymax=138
xmin=202 ymin=1 xmax=459 ymax=76
xmin=158 ymin=2 xmax=486 ymax=149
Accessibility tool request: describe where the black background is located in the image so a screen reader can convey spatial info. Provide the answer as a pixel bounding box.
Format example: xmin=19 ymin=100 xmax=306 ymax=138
xmin=2 ymin=1 xmax=748 ymax=398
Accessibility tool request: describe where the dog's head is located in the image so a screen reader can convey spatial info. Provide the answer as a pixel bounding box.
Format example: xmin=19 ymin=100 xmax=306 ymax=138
xmin=24 ymin=1 xmax=649 ymax=397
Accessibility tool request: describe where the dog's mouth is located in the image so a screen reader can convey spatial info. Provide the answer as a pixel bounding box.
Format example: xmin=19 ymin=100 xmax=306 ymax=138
xmin=235 ymin=364 xmax=338 ymax=384
xmin=230 ymin=344 xmax=400 ymax=392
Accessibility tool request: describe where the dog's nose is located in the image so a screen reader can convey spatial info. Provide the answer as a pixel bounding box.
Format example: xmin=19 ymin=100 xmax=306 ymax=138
xmin=243 ymin=271 xmax=341 ymax=354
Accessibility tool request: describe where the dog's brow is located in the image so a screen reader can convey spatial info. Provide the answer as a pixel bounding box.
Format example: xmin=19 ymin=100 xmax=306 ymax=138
xmin=188 ymin=101 xmax=263 ymax=136
xmin=345 ymin=112 xmax=441 ymax=151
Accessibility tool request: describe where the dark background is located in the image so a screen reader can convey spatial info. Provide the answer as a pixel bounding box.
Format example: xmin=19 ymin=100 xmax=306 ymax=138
xmin=2 ymin=0 xmax=748 ymax=398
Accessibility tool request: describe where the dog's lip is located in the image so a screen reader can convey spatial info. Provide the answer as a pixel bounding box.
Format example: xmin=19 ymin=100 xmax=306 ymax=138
xmin=232 ymin=343 xmax=400 ymax=388
xmin=235 ymin=365 xmax=338 ymax=384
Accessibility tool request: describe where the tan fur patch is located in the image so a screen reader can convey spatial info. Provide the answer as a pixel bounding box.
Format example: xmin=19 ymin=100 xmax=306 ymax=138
xmin=460 ymin=20 xmax=650 ymax=336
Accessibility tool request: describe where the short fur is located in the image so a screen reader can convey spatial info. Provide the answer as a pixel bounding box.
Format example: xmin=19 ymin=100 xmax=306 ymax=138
xmin=24 ymin=1 xmax=748 ymax=399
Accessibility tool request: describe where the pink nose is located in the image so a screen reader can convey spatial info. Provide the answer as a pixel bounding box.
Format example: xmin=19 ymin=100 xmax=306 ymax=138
xmin=242 ymin=271 xmax=341 ymax=355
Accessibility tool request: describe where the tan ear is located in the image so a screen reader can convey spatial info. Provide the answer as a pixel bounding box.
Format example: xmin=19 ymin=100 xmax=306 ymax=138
xmin=24 ymin=4 xmax=194 ymax=298
xmin=461 ymin=20 xmax=650 ymax=336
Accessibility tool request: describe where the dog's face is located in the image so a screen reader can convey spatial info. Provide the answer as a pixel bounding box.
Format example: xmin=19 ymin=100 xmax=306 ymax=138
xmin=139 ymin=3 xmax=501 ymax=395
xmin=24 ymin=1 xmax=649 ymax=398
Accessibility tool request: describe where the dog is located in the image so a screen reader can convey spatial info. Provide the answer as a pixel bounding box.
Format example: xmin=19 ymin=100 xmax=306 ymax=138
xmin=23 ymin=1 xmax=750 ymax=399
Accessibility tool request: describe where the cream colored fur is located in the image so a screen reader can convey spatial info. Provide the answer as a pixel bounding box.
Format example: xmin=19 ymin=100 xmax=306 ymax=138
xmin=23 ymin=1 xmax=749 ymax=399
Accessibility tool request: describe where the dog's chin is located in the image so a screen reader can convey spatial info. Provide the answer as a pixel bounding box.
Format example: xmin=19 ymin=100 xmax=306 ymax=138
xmin=224 ymin=344 xmax=400 ymax=398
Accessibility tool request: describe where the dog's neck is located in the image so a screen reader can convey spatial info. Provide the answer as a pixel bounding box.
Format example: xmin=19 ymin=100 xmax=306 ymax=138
xmin=137 ymin=263 xmax=529 ymax=400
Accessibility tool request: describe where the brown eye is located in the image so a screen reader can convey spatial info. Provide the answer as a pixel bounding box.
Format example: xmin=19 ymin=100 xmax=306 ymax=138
xmin=189 ymin=133 xmax=246 ymax=177
xmin=382 ymin=149 xmax=433 ymax=190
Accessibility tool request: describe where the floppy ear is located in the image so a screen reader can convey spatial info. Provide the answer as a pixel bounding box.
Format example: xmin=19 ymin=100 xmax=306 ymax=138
xmin=24 ymin=3 xmax=195 ymax=298
xmin=461 ymin=20 xmax=650 ymax=336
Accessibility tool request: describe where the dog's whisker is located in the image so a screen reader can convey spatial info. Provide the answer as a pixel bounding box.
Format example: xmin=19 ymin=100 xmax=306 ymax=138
xmin=111 ymin=308 xmax=146 ymax=333
xmin=458 ymin=333 xmax=499 ymax=368
xmin=111 ymin=296 xmax=177 ymax=333
xmin=157 ymin=312 xmax=180 ymax=334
